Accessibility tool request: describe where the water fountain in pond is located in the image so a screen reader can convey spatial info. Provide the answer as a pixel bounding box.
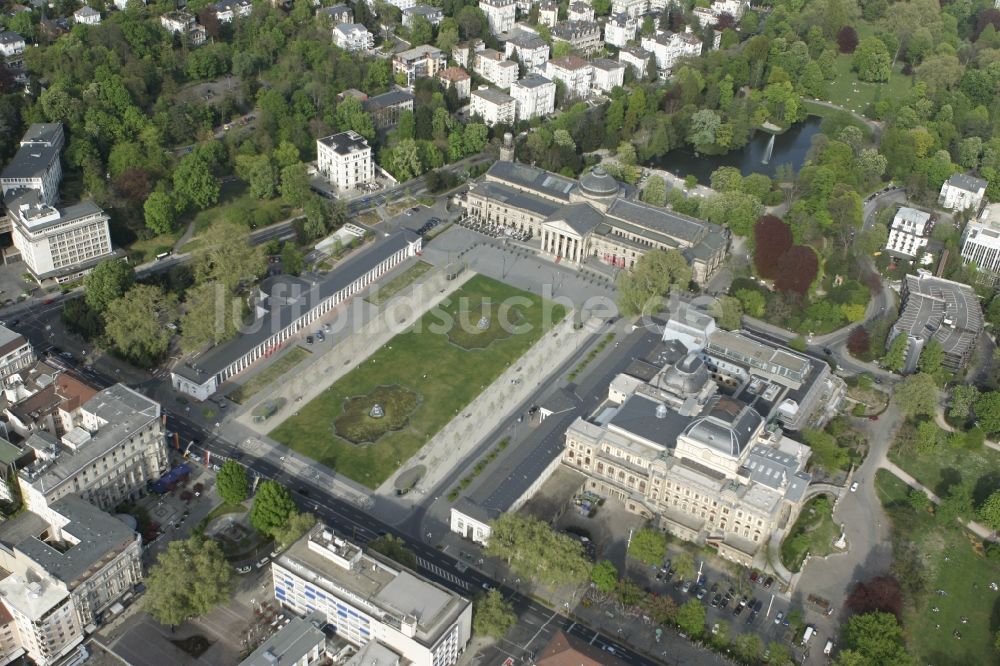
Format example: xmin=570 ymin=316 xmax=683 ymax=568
xmin=370 ymin=404 xmax=385 ymax=418
xmin=761 ymin=133 xmax=776 ymax=165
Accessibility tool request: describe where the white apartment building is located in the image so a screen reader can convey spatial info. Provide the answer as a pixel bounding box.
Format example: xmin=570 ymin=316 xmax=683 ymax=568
xmin=611 ymin=0 xmax=647 ymax=19
xmin=0 ymin=31 xmax=25 ymax=58
xmin=317 ymin=131 xmax=374 ymax=191
xmin=961 ymin=204 xmax=1000 ymax=285
xmin=567 ymin=1 xmax=594 ymax=21
xmin=437 ymin=67 xmax=472 ymax=99
xmin=545 ymin=56 xmax=593 ymax=99
xmin=510 ymin=75 xmax=556 ymax=120
xmin=0 ymin=325 xmax=35 ymax=383
xmin=393 ymin=45 xmax=447 ymax=87
xmin=18 ymin=384 xmax=167 ymax=514
xmin=1 ymin=123 xmax=64 ymax=206
xmin=402 ymin=4 xmax=444 ymax=27
xmin=642 ymin=29 xmax=702 ymax=75
xmin=479 ymin=0 xmax=516 ymax=35
xmin=619 ymin=46 xmax=652 ymax=78
xmin=591 ymin=58 xmax=625 ymax=92
xmin=73 ymin=6 xmax=101 ymax=25
xmin=0 ymin=496 xmax=142 ymax=666
xmin=504 ymin=30 xmax=550 ymax=71
xmin=710 ymin=0 xmax=748 ymax=18
xmin=939 ymin=173 xmax=988 ymax=213
xmin=333 ymin=23 xmax=374 ymax=51
xmin=473 ymin=48 xmax=518 ymax=89
xmin=539 ymin=0 xmax=559 ymax=26
xmin=470 ymin=87 xmax=516 ymax=126
xmin=272 ymin=525 xmax=473 ymax=666
xmin=551 ymin=20 xmax=603 ymax=55
xmin=386 ymin=0 xmax=416 ymax=10
xmin=214 ymin=0 xmax=253 ymax=22
xmin=885 ymin=206 xmax=932 ymax=260
xmin=603 ymin=12 xmax=637 ymax=48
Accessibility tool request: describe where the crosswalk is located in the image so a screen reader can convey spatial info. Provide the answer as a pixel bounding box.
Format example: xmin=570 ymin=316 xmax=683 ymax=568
xmin=417 ymin=557 xmax=471 ymax=591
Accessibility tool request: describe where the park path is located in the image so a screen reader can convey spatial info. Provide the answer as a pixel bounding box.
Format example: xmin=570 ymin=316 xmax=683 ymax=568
xmin=934 ymin=392 xmax=1000 ymax=453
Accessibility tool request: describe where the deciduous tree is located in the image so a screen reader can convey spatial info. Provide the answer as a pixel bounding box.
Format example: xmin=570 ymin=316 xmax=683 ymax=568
xmin=144 ymin=537 xmax=232 ymax=626
xmin=368 ymin=534 xmax=417 ymax=569
xmin=84 ymin=259 xmax=135 ymax=313
xmin=616 ymin=249 xmax=691 ymax=315
xmin=179 ymin=282 xmax=243 ymax=353
xmin=846 ymin=576 xmax=903 ymax=620
xmin=893 ymin=372 xmax=938 ymax=417
xmin=273 ymin=512 xmax=316 ymax=548
xmin=882 ymin=333 xmax=908 ymax=372
xmin=710 ymin=295 xmax=743 ymax=330
xmin=473 ymin=590 xmax=516 ymax=639
xmin=837 ymin=26 xmax=859 ymax=53
xmin=215 ymin=460 xmax=248 ymax=505
xmin=193 ymin=219 xmax=267 ymax=291
xmin=853 ymin=37 xmax=892 ymax=82
xmin=173 ymin=154 xmax=220 ymax=211
xmin=249 ymin=480 xmax=297 ymax=537
xmin=753 ymin=215 xmax=793 ymax=278
xmin=591 ymin=560 xmax=618 ymax=593
xmin=974 ymin=391 xmax=1000 ymax=435
xmin=104 ymin=285 xmax=176 ymax=367
xmin=774 ymin=245 xmax=818 ymax=296
xmin=484 ymin=514 xmax=591 ymax=586
xmin=676 ymin=599 xmax=706 ymax=637
xmin=628 ymin=528 xmax=668 ymax=566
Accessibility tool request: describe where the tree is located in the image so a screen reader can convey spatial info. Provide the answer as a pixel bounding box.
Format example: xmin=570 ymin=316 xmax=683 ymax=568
xmin=846 ymin=576 xmax=903 ymax=620
xmin=837 ymin=26 xmax=859 ymax=53
xmin=893 ymin=373 xmax=938 ymax=418
xmin=235 ymin=154 xmax=278 ymax=199
xmin=144 ymin=537 xmax=232 ymax=626
xmin=249 ymin=481 xmax=297 ymax=537
xmin=104 ymin=285 xmax=176 ymax=367
xmin=640 ymin=175 xmax=667 ymax=206
xmin=281 ymin=243 xmax=304 ymax=276
xmin=918 ymin=338 xmax=946 ymax=382
xmin=734 ymin=633 xmax=764 ymax=662
xmin=84 ymin=260 xmax=135 ymax=313
xmin=700 ymin=191 xmax=763 ymax=237
xmin=676 ymin=599 xmax=706 ymax=637
xmin=753 ymin=215 xmax=793 ymax=279
xmin=641 ymin=592 xmax=677 ymax=624
xmin=368 ymin=534 xmax=417 ymax=569
xmin=948 ymin=384 xmax=979 ymax=422
xmin=628 ymin=528 xmax=668 ymax=566
xmin=179 ymin=282 xmax=243 ymax=353
xmin=774 ymin=245 xmax=819 ymax=296
xmin=974 ymin=391 xmax=1000 ymax=435
xmin=801 ymin=429 xmax=850 ymax=470
xmin=193 ymin=219 xmax=267 ymax=292
xmin=907 ymin=488 xmax=931 ymax=512
xmin=173 ymin=155 xmax=220 ymax=211
xmin=838 ymin=612 xmax=913 ymax=666
xmin=853 ymin=37 xmax=892 ymax=82
xmin=215 ymin=460 xmax=248 ymax=505
xmin=473 ymin=590 xmax=516 ymax=639
xmin=591 ymin=559 xmax=618 ymax=593
xmin=273 ymin=511 xmax=316 ymax=547
xmin=672 ymin=551 xmax=696 ymax=580
xmin=485 ymin=514 xmax=591 ymax=586
xmin=882 ymin=334 xmax=908 ymax=373
xmin=937 ymin=480 xmax=975 ymax=526
xmin=847 ymin=327 xmax=870 ymax=357
xmin=280 ymin=163 xmax=312 ymax=208
xmin=979 ymin=490 xmax=1000 ymax=531
xmin=616 ymin=250 xmax=691 ymax=315
xmin=710 ymin=295 xmax=743 ymax=330
xmin=144 ymin=191 xmax=178 ymax=235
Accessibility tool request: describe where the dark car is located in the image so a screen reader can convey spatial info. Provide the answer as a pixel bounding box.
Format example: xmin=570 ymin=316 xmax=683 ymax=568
xmin=306 ymin=335 xmax=314 ymax=344
xmin=696 ymin=587 xmax=707 ymax=600
xmin=754 ymin=600 xmax=764 ymax=612
xmin=733 ymin=604 xmax=744 ymax=616
xmin=763 ymin=576 xmax=774 ymax=589
xmin=749 ymin=571 xmax=760 ymax=583
xmin=710 ymin=582 xmax=720 ymax=593
xmin=746 ymin=610 xmax=758 ymax=624
xmin=711 ymin=594 xmax=722 ymax=608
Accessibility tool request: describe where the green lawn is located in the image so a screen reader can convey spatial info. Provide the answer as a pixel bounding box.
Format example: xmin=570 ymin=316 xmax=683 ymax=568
xmin=269 ymin=275 xmax=567 ymax=488
xmin=889 ymin=441 xmax=1000 ymax=502
xmin=815 ymin=55 xmax=912 ymax=116
xmin=780 ymin=495 xmax=840 ymax=572
xmin=128 ymin=231 xmax=184 ymax=263
xmin=367 ymin=261 xmax=433 ymax=306
xmin=189 ymin=180 xmax=293 ymax=236
xmin=875 ymin=470 xmax=1000 ymax=666
xmin=228 ymin=347 xmax=311 ymax=405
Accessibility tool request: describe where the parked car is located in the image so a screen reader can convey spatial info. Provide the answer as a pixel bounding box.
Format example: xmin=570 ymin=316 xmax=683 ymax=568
xmin=256 ymin=557 xmax=270 ymax=569
xmin=763 ymin=576 xmax=774 ymax=589
xmin=306 ymin=335 xmax=314 ymax=344
xmin=775 ymin=611 xmax=784 ymax=625
xmin=851 ymin=481 xmax=859 ymax=492
xmin=235 ymin=565 xmax=252 ymax=574
xmin=711 ymin=594 xmax=722 ymax=607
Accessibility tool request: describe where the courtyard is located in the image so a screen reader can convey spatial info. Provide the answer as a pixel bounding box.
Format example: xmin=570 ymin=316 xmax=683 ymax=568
xmin=268 ymin=275 xmax=567 ymax=488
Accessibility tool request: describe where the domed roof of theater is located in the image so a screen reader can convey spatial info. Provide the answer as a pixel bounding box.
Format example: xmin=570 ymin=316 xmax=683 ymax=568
xmin=579 ymin=166 xmax=620 ymax=197
xmin=682 ymin=396 xmax=762 ymax=459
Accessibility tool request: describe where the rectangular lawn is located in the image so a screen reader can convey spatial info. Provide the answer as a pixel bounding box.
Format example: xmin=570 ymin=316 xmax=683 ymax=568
xmin=269 ymin=275 xmax=566 ymax=488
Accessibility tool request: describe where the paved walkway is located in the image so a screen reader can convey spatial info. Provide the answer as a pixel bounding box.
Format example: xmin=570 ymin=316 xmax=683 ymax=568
xmin=934 ymin=394 xmax=1000 ymax=453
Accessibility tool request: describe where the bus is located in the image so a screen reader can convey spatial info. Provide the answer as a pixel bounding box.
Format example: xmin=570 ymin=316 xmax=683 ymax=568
xmin=801 ymin=625 xmax=815 ymax=645
xmin=155 ymin=251 xmax=172 ymax=261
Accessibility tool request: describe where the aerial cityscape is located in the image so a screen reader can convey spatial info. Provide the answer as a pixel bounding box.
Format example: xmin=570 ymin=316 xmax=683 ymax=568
xmin=0 ymin=0 xmax=998 ymax=664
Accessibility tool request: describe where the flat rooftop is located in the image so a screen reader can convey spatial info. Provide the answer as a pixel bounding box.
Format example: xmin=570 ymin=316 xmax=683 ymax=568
xmin=239 ymin=611 xmax=327 ymax=666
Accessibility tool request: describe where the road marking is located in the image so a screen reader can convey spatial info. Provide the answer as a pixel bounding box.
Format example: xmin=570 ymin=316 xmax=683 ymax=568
xmin=415 ymin=557 xmax=470 ymax=590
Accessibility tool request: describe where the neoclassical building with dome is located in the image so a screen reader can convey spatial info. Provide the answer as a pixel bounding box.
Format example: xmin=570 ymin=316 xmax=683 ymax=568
xmin=561 ymin=345 xmax=815 ymax=566
xmin=463 ymin=160 xmax=729 ymax=284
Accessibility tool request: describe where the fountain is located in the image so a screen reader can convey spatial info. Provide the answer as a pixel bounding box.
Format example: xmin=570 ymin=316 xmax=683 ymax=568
xmin=369 ymin=403 xmax=385 ymax=418
xmin=477 ymin=315 xmax=490 ymax=330
xmin=834 ymin=523 xmax=848 ymax=550
xmin=761 ymin=133 xmax=776 ymax=165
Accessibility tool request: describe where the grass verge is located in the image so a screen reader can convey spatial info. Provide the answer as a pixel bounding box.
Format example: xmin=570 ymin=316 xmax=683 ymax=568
xmin=367 ymin=261 xmax=433 ymax=306
xmin=269 ymin=275 xmax=566 ymax=488
xmin=779 ymin=495 xmax=839 ymax=572
xmin=228 ymin=347 xmax=311 ymax=405
xmin=568 ymin=333 xmax=615 ymax=381
xmin=447 ymin=438 xmax=510 ymax=501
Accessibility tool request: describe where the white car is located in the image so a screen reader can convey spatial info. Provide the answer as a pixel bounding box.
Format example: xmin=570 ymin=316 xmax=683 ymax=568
xmin=850 ymin=481 xmax=859 ymax=492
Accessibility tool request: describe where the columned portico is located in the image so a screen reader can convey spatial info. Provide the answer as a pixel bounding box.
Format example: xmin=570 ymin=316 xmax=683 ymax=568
xmin=541 ymin=223 xmax=586 ymax=263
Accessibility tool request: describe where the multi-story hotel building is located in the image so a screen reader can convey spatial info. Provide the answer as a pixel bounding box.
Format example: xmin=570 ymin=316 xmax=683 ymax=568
xmin=317 ymin=131 xmax=374 ymax=191
xmin=18 ymin=383 xmax=167 ymax=514
xmin=9 ymin=195 xmax=114 ymax=282
xmin=272 ymin=525 xmax=472 ymax=666
xmin=510 ymin=75 xmax=556 ymax=121
xmin=464 ymin=161 xmax=728 ymax=284
xmin=171 ymin=232 xmax=422 ymax=400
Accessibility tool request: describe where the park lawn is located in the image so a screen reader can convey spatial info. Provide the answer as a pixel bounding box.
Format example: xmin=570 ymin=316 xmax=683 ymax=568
xmin=875 ymin=470 xmax=1000 ymax=665
xmin=228 ymin=347 xmax=311 ymax=405
xmin=128 ymin=231 xmax=183 ymax=264
xmin=367 ymin=261 xmax=433 ymax=306
xmin=780 ymin=495 xmax=839 ymax=572
xmin=818 ymin=55 xmax=911 ymax=116
xmin=190 ymin=180 xmax=293 ymax=235
xmin=269 ymin=275 xmax=567 ymax=488
xmin=889 ymin=442 xmax=1000 ymax=501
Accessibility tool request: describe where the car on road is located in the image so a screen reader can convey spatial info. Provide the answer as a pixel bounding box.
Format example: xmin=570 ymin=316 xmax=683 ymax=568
xmin=481 ymin=582 xmax=493 ymax=591
xmin=43 ymin=298 xmax=55 ymax=305
xmin=851 ymin=481 xmax=859 ymax=492
xmin=823 ymin=347 xmax=832 ymax=355
xmin=235 ymin=565 xmax=252 ymax=574
xmin=775 ymin=611 xmax=784 ymax=624
xmin=256 ymin=557 xmax=270 ymax=569
xmin=602 ymin=645 xmax=616 ymax=655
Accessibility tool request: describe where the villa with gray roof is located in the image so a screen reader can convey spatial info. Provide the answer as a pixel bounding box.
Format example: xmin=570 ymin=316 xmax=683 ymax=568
xmin=464 ymin=160 xmax=728 ymax=285
xmin=939 ymin=172 xmax=988 ymax=213
xmin=272 ymin=525 xmax=471 ymax=666
xmin=889 ymin=270 xmax=983 ymax=374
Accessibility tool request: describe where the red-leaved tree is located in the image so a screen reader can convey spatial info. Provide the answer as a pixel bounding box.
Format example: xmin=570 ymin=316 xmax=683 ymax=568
xmin=774 ymin=245 xmax=818 ymax=296
xmin=753 ymin=215 xmax=793 ymax=279
xmin=837 ymin=26 xmax=859 ymax=53
xmin=847 ymin=327 xmax=870 ymax=356
xmin=846 ymin=575 xmax=903 ymax=620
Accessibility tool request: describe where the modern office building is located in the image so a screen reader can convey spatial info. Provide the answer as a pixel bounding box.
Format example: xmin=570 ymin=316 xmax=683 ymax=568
xmin=317 ymin=131 xmax=374 ymax=191
xmin=510 ymin=75 xmax=556 ymax=121
xmin=272 ymin=525 xmax=472 ymax=666
xmin=1 ymin=124 xmax=64 ymax=206
xmin=464 ymin=161 xmax=728 ymax=284
xmin=939 ymin=173 xmax=988 ymax=213
xmin=17 ymin=383 xmax=167 ymax=515
xmin=961 ymin=203 xmax=1000 ymax=285
xmin=889 ymin=270 xmax=984 ymax=374
xmin=171 ymin=232 xmax=422 ymax=400
xmin=470 ymin=87 xmax=517 ymax=126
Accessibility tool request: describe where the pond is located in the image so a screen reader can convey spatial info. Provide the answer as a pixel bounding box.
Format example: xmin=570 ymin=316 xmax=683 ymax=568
xmin=649 ymin=116 xmax=824 ymax=184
